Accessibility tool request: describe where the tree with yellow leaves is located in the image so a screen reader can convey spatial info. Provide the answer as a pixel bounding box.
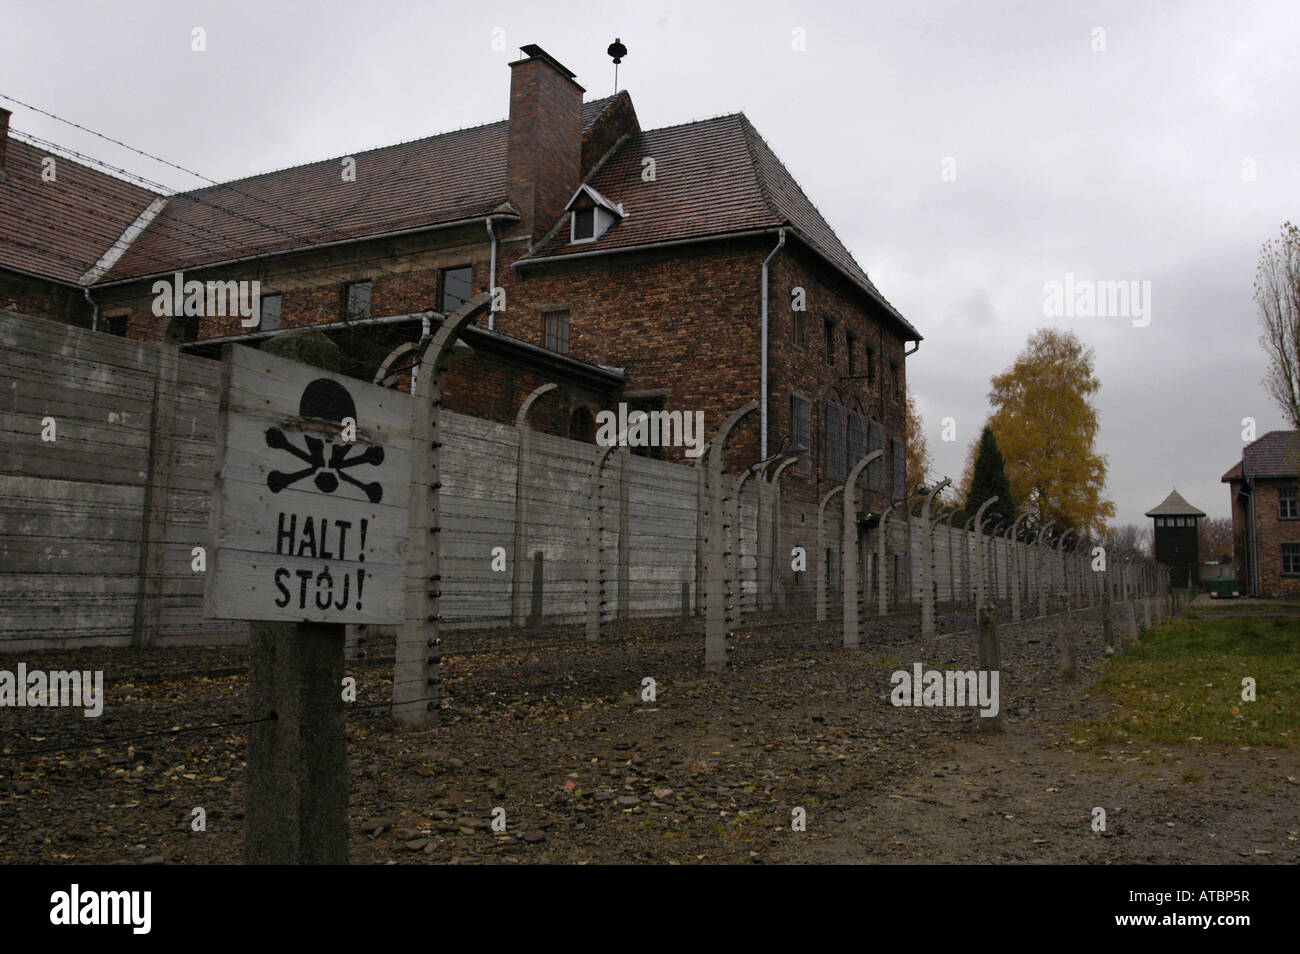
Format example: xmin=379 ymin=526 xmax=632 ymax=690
xmin=987 ymin=329 xmax=1115 ymax=537
xmin=904 ymin=394 xmax=933 ymax=491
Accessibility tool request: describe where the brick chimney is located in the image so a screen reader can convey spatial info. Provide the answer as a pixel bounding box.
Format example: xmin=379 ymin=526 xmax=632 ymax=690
xmin=0 ymin=107 xmax=10 ymax=173
xmin=506 ymin=45 xmax=583 ymax=240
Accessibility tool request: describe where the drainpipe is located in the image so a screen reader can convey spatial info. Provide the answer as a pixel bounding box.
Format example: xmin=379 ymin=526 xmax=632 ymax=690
xmin=486 ymin=217 xmax=498 ymax=331
xmin=84 ymin=287 xmax=99 ymax=332
xmin=904 ymin=340 xmax=920 ymax=357
xmin=760 ymin=228 xmax=786 ymax=459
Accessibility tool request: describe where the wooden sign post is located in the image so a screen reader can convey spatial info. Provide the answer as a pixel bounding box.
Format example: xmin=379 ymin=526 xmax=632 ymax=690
xmin=205 ymin=345 xmax=410 ymax=864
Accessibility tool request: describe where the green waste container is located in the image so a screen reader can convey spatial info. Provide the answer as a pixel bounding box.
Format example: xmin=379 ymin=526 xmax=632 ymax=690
xmin=1207 ymin=578 xmax=1240 ymax=599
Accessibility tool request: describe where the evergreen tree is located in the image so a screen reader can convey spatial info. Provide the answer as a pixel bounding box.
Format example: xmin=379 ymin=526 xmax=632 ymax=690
xmin=963 ymin=424 xmax=1015 ymax=530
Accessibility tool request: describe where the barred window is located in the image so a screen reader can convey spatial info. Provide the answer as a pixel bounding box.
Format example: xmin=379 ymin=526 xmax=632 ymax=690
xmin=791 ymin=393 xmax=811 ymax=476
xmin=544 ymin=311 xmax=570 ymax=354
xmin=825 ymin=401 xmax=848 ymax=481
xmin=867 ymin=419 xmax=885 ymax=491
xmin=440 ymin=266 xmax=473 ymax=313
xmin=891 ymin=437 xmax=906 ymax=499
xmin=344 ymin=280 xmax=372 ymax=320
xmin=259 ymin=293 xmax=282 ymax=332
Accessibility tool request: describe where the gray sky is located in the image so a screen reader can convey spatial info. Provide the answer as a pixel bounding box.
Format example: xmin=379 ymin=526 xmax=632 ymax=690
xmin=5 ymin=0 xmax=1298 ymax=527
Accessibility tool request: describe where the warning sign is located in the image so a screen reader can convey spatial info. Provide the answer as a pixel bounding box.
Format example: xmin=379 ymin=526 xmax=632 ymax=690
xmin=204 ymin=346 xmax=410 ymax=624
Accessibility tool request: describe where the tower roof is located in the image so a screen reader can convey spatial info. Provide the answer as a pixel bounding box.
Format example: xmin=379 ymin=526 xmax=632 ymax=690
xmin=1144 ymin=489 xmax=1206 ymax=518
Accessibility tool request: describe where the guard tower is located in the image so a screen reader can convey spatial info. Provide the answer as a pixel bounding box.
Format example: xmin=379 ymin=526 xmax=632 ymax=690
xmin=1145 ymin=489 xmax=1205 ymax=589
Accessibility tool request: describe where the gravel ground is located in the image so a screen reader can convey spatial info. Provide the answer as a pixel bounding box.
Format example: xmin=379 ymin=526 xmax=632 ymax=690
xmin=2 ymin=602 xmax=1296 ymax=864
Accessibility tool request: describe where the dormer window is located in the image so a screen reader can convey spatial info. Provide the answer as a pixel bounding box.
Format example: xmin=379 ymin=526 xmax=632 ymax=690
xmin=572 ymin=208 xmax=597 ymax=242
xmin=566 ymin=184 xmax=624 ymax=245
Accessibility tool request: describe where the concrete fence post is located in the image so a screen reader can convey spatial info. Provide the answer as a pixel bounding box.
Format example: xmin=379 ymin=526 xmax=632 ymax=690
xmin=512 ymin=383 xmax=559 ymax=627
xmin=977 ymin=602 xmax=1003 ymax=733
xmin=817 ymin=485 xmax=844 ymax=622
xmin=392 ymin=292 xmax=491 ymax=727
xmin=585 ymin=444 xmax=618 ymax=641
xmin=734 ymin=463 xmax=763 ymax=624
xmin=705 ymin=400 xmax=758 ymax=672
xmin=879 ymin=504 xmax=896 ymax=616
xmin=770 ymin=456 xmax=799 ymax=614
xmin=844 ymin=451 xmax=885 ymax=648
xmin=753 ymin=464 xmax=769 ymax=614
xmin=920 ymin=480 xmax=952 ymax=638
xmin=617 ymin=446 xmax=631 ymax=621
xmin=973 ymin=497 xmax=999 ymax=609
xmin=693 ymin=443 xmax=710 ymax=616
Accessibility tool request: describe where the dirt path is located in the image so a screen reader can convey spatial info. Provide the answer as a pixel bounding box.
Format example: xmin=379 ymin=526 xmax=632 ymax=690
xmin=769 ymin=643 xmax=1300 ymax=864
xmin=3 ymin=609 xmax=1296 ymax=864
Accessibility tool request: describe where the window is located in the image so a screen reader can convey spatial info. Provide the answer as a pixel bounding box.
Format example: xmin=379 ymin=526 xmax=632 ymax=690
xmin=867 ymin=419 xmax=885 ymax=491
xmin=891 ymin=437 xmax=906 ymax=499
xmin=544 ymin=311 xmax=570 ymax=354
xmin=259 ymin=293 xmax=282 ymax=332
xmin=440 ymin=266 xmax=472 ymax=313
xmin=824 ymin=319 xmax=836 ymax=366
xmin=571 ymin=208 xmax=596 ymax=242
xmin=825 ymin=401 xmax=847 ymax=480
xmin=865 ymin=345 xmax=876 ymax=385
xmin=846 ymin=331 xmax=858 ymax=376
xmin=344 ymin=280 xmax=372 ymax=320
xmin=793 ymin=310 xmax=806 ymax=348
xmin=1284 ymin=543 xmax=1300 ymax=576
xmin=1280 ymin=486 xmax=1299 ymax=520
xmin=790 ymin=393 xmax=811 ymax=476
xmin=104 ymin=313 xmax=129 ymax=337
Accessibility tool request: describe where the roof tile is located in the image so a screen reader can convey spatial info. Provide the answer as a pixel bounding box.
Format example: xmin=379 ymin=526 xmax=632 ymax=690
xmin=0 ymin=138 xmax=157 ymax=284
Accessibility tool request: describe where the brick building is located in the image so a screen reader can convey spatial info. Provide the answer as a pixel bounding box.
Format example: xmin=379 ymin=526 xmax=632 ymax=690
xmin=1221 ymin=430 xmax=1300 ymax=598
xmin=1 ymin=44 xmax=921 ymax=518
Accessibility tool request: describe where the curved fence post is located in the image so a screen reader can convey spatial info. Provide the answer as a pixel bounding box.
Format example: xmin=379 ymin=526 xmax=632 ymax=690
xmin=392 ymin=292 xmax=491 ymax=727
xmin=512 ymin=383 xmax=559 ymax=626
xmin=705 ymin=400 xmax=758 ymax=671
xmin=920 ymin=480 xmax=952 ymax=637
xmin=817 ymin=485 xmax=845 ymax=622
xmin=771 ymin=456 xmax=800 ymax=613
xmin=844 ymin=450 xmax=885 ymax=648
xmin=585 ymin=443 xmax=620 ymax=641
xmin=973 ymin=497 xmax=999 ymax=609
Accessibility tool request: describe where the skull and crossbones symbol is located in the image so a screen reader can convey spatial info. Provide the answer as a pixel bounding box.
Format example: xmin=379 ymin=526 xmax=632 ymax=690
xmin=265 ymin=378 xmax=384 ymax=503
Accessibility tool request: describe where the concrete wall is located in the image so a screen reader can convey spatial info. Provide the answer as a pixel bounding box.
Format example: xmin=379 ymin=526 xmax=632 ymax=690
xmin=0 ymin=309 xmax=237 ymax=650
xmin=0 ymin=311 xmax=722 ymax=648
